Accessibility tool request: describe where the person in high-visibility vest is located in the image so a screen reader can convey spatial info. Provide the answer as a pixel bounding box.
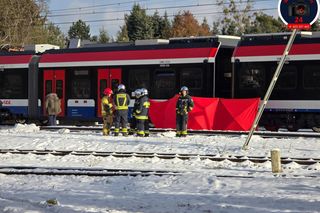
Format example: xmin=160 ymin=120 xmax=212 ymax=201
xmin=101 ymin=88 xmax=113 ymax=136
xmin=113 ymin=84 xmax=130 ymax=136
xmin=135 ymin=88 xmax=150 ymax=137
xmin=129 ymin=89 xmax=142 ymax=135
xmin=176 ymin=86 xmax=194 ymax=137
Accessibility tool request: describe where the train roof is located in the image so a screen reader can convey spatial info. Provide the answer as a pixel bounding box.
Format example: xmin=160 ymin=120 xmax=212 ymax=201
xmin=0 ymin=50 xmax=35 ymax=56
xmin=232 ymin=31 xmax=320 ymax=62
xmin=0 ymin=51 xmax=34 ymax=69
xmin=44 ymin=35 xmax=240 ymax=54
xmin=169 ymin=35 xmax=240 ymax=47
xmin=0 ymin=36 xmax=240 ymax=68
xmin=39 ymin=36 xmax=240 ymax=68
xmin=240 ymin=32 xmax=320 ymax=45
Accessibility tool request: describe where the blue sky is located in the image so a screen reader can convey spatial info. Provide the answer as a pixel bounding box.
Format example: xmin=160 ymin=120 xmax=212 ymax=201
xmin=48 ymin=0 xmax=277 ymax=38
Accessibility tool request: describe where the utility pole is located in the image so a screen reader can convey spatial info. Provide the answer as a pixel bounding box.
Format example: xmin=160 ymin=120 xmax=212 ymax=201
xmin=242 ymin=29 xmax=298 ymax=150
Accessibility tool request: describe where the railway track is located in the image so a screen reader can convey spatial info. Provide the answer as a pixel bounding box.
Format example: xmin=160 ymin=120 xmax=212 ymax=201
xmin=1 ymin=149 xmax=319 ymax=166
xmin=0 ymin=165 xmax=318 ymax=179
xmin=0 ymin=166 xmax=180 ymax=177
xmin=40 ymin=126 xmax=320 ymax=138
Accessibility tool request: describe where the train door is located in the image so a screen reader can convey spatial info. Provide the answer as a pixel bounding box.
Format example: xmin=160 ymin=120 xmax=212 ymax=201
xmin=43 ymin=70 xmax=65 ymax=116
xmin=97 ymin=68 xmax=122 ymax=117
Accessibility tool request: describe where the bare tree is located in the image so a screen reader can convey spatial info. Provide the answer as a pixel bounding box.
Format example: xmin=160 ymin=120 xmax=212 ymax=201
xmin=0 ymin=0 xmax=53 ymax=49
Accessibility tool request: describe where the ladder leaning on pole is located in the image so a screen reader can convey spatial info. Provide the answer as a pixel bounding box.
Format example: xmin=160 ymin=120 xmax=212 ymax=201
xmin=242 ymin=29 xmax=299 ymax=150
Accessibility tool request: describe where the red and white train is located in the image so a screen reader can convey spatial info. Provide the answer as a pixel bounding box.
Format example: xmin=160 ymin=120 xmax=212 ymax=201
xmin=1 ymin=32 xmax=320 ymax=131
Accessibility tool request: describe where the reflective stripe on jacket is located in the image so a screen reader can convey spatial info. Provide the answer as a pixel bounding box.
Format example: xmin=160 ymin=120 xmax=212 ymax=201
xmin=114 ymin=92 xmax=130 ymax=110
xmin=176 ymin=94 xmax=194 ymax=115
xmin=135 ymin=95 xmax=150 ymax=120
xmin=101 ymin=96 xmax=113 ymax=116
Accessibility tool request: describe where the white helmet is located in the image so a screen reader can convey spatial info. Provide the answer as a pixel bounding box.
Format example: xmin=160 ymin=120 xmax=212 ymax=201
xmin=134 ymin=89 xmax=142 ymax=98
xmin=141 ymin=88 xmax=148 ymax=96
xmin=118 ymin=84 xmax=125 ymax=91
xmin=180 ymin=86 xmax=189 ymax=92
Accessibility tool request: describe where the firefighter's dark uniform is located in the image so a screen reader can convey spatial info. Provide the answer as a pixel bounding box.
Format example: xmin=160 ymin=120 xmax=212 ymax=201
xmin=135 ymin=95 xmax=150 ymax=137
xmin=101 ymin=95 xmax=113 ymax=136
xmin=176 ymin=94 xmax=194 ymax=137
xmin=113 ymin=90 xmax=130 ymax=136
xmin=129 ymin=98 xmax=140 ymax=135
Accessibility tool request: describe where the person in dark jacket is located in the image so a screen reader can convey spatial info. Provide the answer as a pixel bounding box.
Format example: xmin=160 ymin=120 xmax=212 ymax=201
xmin=135 ymin=88 xmax=150 ymax=137
xmin=101 ymin=88 xmax=113 ymax=136
xmin=176 ymin=86 xmax=194 ymax=137
xmin=113 ymin=84 xmax=130 ymax=136
xmin=129 ymin=89 xmax=142 ymax=135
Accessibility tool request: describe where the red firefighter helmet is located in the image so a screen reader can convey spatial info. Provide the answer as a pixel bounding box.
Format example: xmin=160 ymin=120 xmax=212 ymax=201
xmin=103 ymin=88 xmax=113 ymax=95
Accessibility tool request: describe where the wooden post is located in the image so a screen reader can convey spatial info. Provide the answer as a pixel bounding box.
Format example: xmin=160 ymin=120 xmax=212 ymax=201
xmin=271 ymin=149 xmax=282 ymax=173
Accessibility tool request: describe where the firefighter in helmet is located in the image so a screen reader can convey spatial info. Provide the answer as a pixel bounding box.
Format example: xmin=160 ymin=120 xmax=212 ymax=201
xmin=101 ymin=88 xmax=113 ymax=136
xmin=129 ymin=89 xmax=142 ymax=135
xmin=135 ymin=88 xmax=150 ymax=137
xmin=176 ymin=86 xmax=194 ymax=137
xmin=113 ymin=84 xmax=130 ymax=136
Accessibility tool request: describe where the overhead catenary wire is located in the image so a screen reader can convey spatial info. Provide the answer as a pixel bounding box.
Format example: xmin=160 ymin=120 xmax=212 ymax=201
xmin=1 ymin=0 xmax=277 ymax=34
xmin=49 ymin=0 xmax=189 ymax=14
xmin=48 ymin=7 xmax=277 ymax=25
xmin=47 ymin=0 xmax=275 ymax=17
xmin=49 ymin=0 xmax=150 ymax=13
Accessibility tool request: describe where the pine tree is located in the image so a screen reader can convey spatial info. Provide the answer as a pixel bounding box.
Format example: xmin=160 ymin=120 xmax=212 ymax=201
xmin=151 ymin=11 xmax=162 ymax=38
xmin=68 ymin=20 xmax=91 ymax=40
xmin=116 ymin=25 xmax=129 ymax=42
xmin=43 ymin=23 xmax=66 ymax=48
xmin=90 ymin=36 xmax=98 ymax=42
xmin=125 ymin=4 xmax=154 ymax=41
xmin=311 ymin=19 xmax=320 ymax=31
xmin=199 ymin=18 xmax=211 ymax=36
xmin=212 ymin=22 xmax=220 ymax=35
xmin=247 ymin=12 xmax=286 ymax=34
xmin=98 ymin=28 xmax=110 ymax=43
xmin=161 ymin=11 xmax=172 ymax=39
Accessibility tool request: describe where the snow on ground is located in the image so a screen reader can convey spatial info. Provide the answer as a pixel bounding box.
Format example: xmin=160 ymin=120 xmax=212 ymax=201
xmin=0 ymin=124 xmax=319 ymax=213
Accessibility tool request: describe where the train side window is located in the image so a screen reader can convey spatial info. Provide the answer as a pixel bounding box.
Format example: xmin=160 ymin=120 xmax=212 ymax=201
xmin=0 ymin=71 xmax=27 ymax=99
xmin=273 ymin=66 xmax=297 ymax=90
xmin=129 ymin=69 xmax=150 ymax=90
xmin=71 ymin=70 xmax=91 ymax=99
xmin=45 ymin=80 xmax=52 ymax=95
xmin=71 ymin=79 xmax=91 ymax=99
xmin=180 ymin=68 xmax=203 ymax=89
xmin=100 ymin=79 xmax=107 ymax=98
xmin=111 ymin=79 xmax=119 ymax=93
xmin=239 ymin=64 xmax=265 ymax=90
xmin=56 ymin=80 xmax=63 ymax=98
xmin=303 ymin=65 xmax=320 ymax=89
xmin=153 ymin=69 xmax=176 ymax=99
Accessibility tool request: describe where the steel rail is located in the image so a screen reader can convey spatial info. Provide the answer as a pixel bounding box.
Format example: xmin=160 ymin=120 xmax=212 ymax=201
xmin=0 ymin=166 xmax=318 ymax=179
xmin=0 ymin=149 xmax=319 ymax=166
xmin=0 ymin=166 xmax=181 ymax=177
xmin=39 ymin=126 xmax=320 ymax=138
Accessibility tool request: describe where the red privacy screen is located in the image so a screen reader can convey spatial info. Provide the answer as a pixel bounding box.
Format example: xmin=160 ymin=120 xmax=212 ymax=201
xmin=149 ymin=96 xmax=259 ymax=131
